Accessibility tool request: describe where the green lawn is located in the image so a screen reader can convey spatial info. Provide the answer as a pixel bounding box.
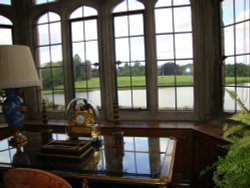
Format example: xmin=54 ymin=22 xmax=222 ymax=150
xmin=45 ymin=76 xmax=250 ymax=94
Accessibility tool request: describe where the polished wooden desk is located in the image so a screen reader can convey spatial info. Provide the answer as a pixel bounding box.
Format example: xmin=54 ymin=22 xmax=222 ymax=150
xmin=0 ymin=131 xmax=176 ymax=188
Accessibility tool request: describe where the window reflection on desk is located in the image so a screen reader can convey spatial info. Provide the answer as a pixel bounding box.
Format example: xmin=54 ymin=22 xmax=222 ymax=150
xmin=0 ymin=132 xmax=175 ymax=179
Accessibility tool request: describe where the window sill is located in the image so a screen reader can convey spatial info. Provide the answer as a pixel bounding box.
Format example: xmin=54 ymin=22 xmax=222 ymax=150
xmin=24 ymin=119 xmax=224 ymax=141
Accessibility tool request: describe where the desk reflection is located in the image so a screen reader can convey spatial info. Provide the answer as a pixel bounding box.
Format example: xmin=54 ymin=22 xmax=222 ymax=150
xmin=0 ymin=131 xmax=176 ymax=188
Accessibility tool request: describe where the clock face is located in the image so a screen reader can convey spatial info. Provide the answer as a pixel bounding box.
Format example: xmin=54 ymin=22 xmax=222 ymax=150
xmin=75 ymin=114 xmax=85 ymax=125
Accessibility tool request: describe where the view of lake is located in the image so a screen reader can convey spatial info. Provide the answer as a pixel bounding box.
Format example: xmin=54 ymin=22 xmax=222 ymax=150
xmin=43 ymin=85 xmax=250 ymax=111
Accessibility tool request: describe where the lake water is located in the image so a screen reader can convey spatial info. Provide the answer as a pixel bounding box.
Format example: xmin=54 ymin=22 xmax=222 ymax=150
xmin=43 ymin=86 xmax=250 ymax=111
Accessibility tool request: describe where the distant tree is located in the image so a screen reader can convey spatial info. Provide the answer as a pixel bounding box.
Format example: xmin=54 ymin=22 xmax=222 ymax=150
xmin=132 ymin=61 xmax=145 ymax=76
xmin=117 ymin=62 xmax=130 ymax=77
xmin=160 ymin=62 xmax=181 ymax=75
xmin=225 ymin=63 xmax=250 ymax=77
xmin=73 ymin=54 xmax=92 ymax=81
xmin=41 ymin=61 xmax=63 ymax=90
xmin=116 ymin=61 xmax=145 ymax=77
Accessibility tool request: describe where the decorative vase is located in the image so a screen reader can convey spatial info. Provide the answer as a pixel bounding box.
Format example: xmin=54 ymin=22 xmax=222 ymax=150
xmin=3 ymin=88 xmax=27 ymax=146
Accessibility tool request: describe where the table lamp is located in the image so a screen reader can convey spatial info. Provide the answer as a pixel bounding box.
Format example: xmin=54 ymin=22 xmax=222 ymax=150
xmin=0 ymin=45 xmax=40 ymax=146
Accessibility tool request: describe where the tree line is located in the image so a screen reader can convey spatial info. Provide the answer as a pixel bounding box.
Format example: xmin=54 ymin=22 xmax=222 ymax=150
xmin=41 ymin=56 xmax=250 ymax=90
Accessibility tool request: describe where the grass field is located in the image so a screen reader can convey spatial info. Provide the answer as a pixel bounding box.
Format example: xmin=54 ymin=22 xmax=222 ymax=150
xmin=47 ymin=75 xmax=250 ymax=93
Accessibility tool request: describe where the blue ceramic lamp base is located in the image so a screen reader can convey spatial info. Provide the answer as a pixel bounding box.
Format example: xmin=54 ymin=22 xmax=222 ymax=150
xmin=3 ymin=89 xmax=27 ymax=148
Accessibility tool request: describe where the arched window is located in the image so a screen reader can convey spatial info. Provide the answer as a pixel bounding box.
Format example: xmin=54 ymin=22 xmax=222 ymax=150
xmin=70 ymin=6 xmax=101 ymax=107
xmin=155 ymin=0 xmax=194 ymax=111
xmin=0 ymin=0 xmax=11 ymax=5
xmin=0 ymin=15 xmax=13 ymax=114
xmin=36 ymin=12 xmax=64 ymax=110
xmin=113 ymin=0 xmax=146 ymax=109
xmin=222 ymin=0 xmax=250 ymax=112
xmin=0 ymin=15 xmax=13 ymax=44
xmin=35 ymin=0 xmax=55 ymax=5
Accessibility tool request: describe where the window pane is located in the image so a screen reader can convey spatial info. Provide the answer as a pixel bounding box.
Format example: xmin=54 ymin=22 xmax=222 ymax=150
xmin=156 ymin=35 xmax=174 ymax=59
xmin=235 ymin=0 xmax=250 ymax=22
xmin=236 ymin=55 xmax=250 ymax=87
xmin=115 ymin=38 xmax=130 ymax=62
xmin=177 ymin=87 xmax=194 ymax=110
xmin=0 ymin=28 xmax=12 ymax=44
xmin=174 ymin=7 xmax=192 ymax=32
xmin=0 ymin=0 xmax=11 ymax=5
xmin=155 ymin=9 xmax=173 ymax=33
xmin=225 ymin=56 xmax=236 ymax=85
xmin=41 ymin=68 xmax=53 ymax=90
xmin=222 ymin=0 xmax=234 ymax=26
xmin=158 ymin=87 xmax=176 ymax=109
xmin=0 ymin=15 xmax=12 ymax=25
xmin=173 ymin=0 xmax=190 ymax=5
xmin=224 ymin=26 xmax=235 ymax=55
xmin=131 ymin=62 xmax=146 ymax=79
xmin=0 ymin=14 xmax=12 ymax=114
xmin=86 ymin=41 xmax=99 ymax=63
xmin=128 ymin=0 xmax=144 ymax=11
xmin=38 ymin=12 xmax=60 ymax=24
xmin=176 ymin=60 xmax=193 ymax=85
xmin=155 ymin=0 xmax=171 ymax=7
xmin=130 ymin=37 xmax=145 ymax=61
xmin=36 ymin=0 xmax=55 ymax=5
xmin=175 ymin=33 xmax=193 ymax=58
xmin=72 ymin=43 xmax=85 ymax=60
xmin=132 ymin=89 xmax=147 ymax=108
xmin=118 ymin=89 xmax=132 ymax=107
xmin=114 ymin=16 xmax=128 ymax=37
xmin=52 ymin=67 xmax=64 ymax=88
xmin=51 ymin=45 xmax=62 ymax=63
xmin=83 ymin=6 xmax=98 ymax=17
xmin=71 ymin=22 xmax=84 ymax=42
xmin=38 ymin=46 xmax=50 ymax=67
xmin=85 ymin=20 xmax=97 ymax=40
xmin=129 ymin=14 xmax=144 ymax=35
xmin=50 ymin=22 xmax=61 ymax=44
xmin=113 ymin=0 xmax=144 ymax=13
xmin=70 ymin=6 xmax=97 ymax=19
xmin=37 ymin=24 xmax=49 ymax=45
xmin=236 ymin=22 xmax=249 ymax=54
xmin=42 ymin=91 xmax=65 ymax=110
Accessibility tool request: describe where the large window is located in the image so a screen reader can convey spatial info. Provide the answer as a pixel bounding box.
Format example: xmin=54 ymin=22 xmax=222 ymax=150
xmin=29 ymin=0 xmax=226 ymax=121
xmin=222 ymin=0 xmax=250 ymax=112
xmin=36 ymin=12 xmax=64 ymax=110
xmin=0 ymin=15 xmax=12 ymax=115
xmin=0 ymin=0 xmax=11 ymax=5
xmin=155 ymin=0 xmax=193 ymax=111
xmin=0 ymin=15 xmax=12 ymax=45
xmin=35 ymin=0 xmax=55 ymax=5
xmin=113 ymin=0 xmax=146 ymax=109
xmin=70 ymin=5 xmax=101 ymax=108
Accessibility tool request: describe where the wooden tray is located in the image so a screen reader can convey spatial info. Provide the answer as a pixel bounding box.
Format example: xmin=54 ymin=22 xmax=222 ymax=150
xmin=39 ymin=140 xmax=94 ymax=161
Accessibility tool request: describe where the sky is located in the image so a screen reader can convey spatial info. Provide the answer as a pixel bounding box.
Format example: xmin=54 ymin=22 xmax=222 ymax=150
xmin=0 ymin=0 xmax=10 ymax=5
xmin=0 ymin=0 xmax=249 ymax=66
xmin=37 ymin=0 xmax=194 ymax=67
xmin=223 ymin=0 xmax=249 ymax=64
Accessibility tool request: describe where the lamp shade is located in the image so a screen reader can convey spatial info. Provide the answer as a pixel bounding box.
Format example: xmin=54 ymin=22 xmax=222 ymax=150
xmin=0 ymin=45 xmax=40 ymax=89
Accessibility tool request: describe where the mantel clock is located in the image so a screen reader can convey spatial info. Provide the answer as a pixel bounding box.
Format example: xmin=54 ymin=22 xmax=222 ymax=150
xmin=66 ymin=98 xmax=99 ymax=137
